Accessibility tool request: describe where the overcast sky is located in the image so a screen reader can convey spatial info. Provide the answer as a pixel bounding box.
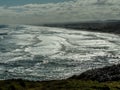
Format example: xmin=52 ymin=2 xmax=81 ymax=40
xmin=0 ymin=0 xmax=73 ymax=6
xmin=0 ymin=0 xmax=120 ymax=24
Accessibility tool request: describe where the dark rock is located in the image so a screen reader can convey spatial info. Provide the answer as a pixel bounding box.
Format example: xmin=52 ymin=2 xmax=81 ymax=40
xmin=69 ymin=64 xmax=120 ymax=82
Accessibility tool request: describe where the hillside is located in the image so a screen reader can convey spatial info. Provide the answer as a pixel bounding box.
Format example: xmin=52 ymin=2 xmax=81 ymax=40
xmin=69 ymin=64 xmax=120 ymax=82
xmin=0 ymin=79 xmax=120 ymax=90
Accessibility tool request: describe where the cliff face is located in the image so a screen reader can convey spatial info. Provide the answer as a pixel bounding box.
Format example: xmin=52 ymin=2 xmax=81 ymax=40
xmin=43 ymin=20 xmax=120 ymax=34
xmin=69 ymin=64 xmax=120 ymax=82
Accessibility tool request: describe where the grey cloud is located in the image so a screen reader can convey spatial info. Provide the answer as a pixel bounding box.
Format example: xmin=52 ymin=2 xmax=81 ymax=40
xmin=95 ymin=0 xmax=108 ymax=5
xmin=0 ymin=0 xmax=120 ymax=24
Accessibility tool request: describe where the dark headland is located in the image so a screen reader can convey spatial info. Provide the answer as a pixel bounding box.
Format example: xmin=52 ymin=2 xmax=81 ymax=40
xmin=42 ymin=20 xmax=120 ymax=34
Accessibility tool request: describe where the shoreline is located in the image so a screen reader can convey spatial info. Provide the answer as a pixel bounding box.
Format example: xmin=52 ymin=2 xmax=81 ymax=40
xmin=1 ymin=64 xmax=120 ymax=90
xmin=41 ymin=20 xmax=120 ymax=34
xmin=0 ymin=22 xmax=120 ymax=89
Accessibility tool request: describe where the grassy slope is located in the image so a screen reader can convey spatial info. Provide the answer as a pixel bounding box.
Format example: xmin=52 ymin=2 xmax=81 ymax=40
xmin=0 ymin=79 xmax=120 ymax=90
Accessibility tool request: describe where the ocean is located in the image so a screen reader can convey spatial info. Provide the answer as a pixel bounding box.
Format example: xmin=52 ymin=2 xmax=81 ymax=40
xmin=0 ymin=25 xmax=120 ymax=81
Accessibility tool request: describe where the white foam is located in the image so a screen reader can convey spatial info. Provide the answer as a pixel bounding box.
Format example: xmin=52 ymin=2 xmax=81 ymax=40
xmin=0 ymin=25 xmax=120 ymax=81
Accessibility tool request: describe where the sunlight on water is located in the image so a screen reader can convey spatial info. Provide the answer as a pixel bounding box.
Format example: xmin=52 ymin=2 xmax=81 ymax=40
xmin=0 ymin=25 xmax=120 ymax=81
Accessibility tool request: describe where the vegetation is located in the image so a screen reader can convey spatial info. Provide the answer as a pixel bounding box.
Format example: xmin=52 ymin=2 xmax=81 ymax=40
xmin=0 ymin=79 xmax=120 ymax=90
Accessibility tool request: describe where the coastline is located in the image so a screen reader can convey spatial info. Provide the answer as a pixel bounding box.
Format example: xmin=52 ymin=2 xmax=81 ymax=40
xmin=1 ymin=64 xmax=120 ymax=90
xmin=42 ymin=20 xmax=120 ymax=34
xmin=0 ymin=21 xmax=120 ymax=89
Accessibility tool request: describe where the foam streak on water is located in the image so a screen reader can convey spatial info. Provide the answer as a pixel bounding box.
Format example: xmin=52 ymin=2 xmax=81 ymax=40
xmin=0 ymin=25 xmax=120 ymax=81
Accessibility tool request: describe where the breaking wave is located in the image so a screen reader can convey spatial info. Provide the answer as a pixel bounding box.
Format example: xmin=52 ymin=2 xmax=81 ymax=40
xmin=0 ymin=25 xmax=120 ymax=81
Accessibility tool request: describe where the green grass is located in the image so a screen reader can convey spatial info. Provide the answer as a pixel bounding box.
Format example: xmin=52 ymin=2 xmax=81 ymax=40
xmin=0 ymin=79 xmax=120 ymax=90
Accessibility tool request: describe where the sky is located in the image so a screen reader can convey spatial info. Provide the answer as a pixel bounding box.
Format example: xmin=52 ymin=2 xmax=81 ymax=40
xmin=0 ymin=0 xmax=120 ymax=24
xmin=0 ymin=0 xmax=73 ymax=6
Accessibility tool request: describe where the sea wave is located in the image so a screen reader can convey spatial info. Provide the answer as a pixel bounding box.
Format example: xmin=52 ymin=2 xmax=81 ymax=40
xmin=0 ymin=25 xmax=120 ymax=81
